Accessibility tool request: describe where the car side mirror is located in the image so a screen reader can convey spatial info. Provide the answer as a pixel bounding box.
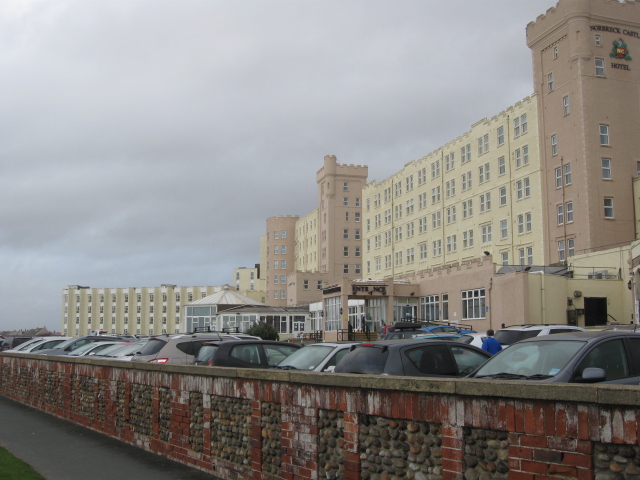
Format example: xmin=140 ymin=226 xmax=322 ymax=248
xmin=324 ymin=366 xmax=336 ymax=373
xmin=577 ymin=367 xmax=606 ymax=383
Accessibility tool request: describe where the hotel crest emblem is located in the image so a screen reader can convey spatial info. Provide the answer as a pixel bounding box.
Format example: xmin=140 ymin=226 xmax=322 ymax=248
xmin=610 ymin=38 xmax=632 ymax=61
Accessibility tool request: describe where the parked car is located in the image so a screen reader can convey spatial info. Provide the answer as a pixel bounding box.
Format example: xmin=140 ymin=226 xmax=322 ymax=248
xmin=0 ymin=336 xmax=33 ymax=351
xmin=67 ymin=341 xmax=131 ymax=357
xmin=457 ymin=332 xmax=487 ymax=349
xmin=494 ymin=324 xmax=585 ymax=347
xmin=334 ymin=339 xmax=491 ymax=377
xmin=467 ymin=330 xmax=640 ymax=384
xmin=94 ymin=341 xmax=149 ymax=361
xmin=3 ymin=336 xmax=69 ymax=353
xmin=30 ymin=335 xmax=128 ymax=356
xmin=420 ymin=325 xmax=476 ymax=335
xmin=276 ymin=342 xmax=359 ymax=372
xmin=412 ymin=333 xmax=463 ymax=341
xmin=131 ymin=332 xmax=260 ymax=364
xmin=193 ymin=340 xmax=301 ymax=368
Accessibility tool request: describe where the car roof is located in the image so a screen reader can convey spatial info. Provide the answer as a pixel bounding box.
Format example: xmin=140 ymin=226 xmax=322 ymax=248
xmin=498 ymin=324 xmax=583 ymax=330
xmin=515 ymin=330 xmax=640 ymax=343
xmin=201 ymin=339 xmax=301 ymax=346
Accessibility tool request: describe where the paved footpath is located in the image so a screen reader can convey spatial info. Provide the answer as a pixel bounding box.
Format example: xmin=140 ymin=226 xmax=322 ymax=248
xmin=0 ymin=395 xmax=217 ymax=480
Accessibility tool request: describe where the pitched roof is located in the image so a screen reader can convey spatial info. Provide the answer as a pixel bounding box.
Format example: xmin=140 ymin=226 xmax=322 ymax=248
xmin=188 ymin=288 xmax=265 ymax=306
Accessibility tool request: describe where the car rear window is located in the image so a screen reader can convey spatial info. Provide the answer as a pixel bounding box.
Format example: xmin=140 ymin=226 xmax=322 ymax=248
xmin=194 ymin=345 xmax=219 ymax=364
xmin=136 ymin=338 xmax=167 ymax=356
xmin=494 ymin=330 xmax=539 ymax=345
xmin=335 ymin=345 xmax=389 ymax=374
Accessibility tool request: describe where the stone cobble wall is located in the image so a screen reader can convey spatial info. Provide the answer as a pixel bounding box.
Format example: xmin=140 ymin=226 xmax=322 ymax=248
xmin=1 ymin=354 xmax=640 ymax=480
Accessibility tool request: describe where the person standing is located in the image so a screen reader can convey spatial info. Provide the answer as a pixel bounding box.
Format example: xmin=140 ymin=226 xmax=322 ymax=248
xmin=481 ymin=329 xmax=502 ymax=355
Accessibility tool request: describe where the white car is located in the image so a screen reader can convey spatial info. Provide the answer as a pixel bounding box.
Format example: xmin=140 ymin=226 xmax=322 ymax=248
xmin=4 ymin=336 xmax=70 ymax=354
xmin=494 ymin=325 xmax=585 ymax=347
xmin=276 ymin=342 xmax=360 ymax=372
xmin=67 ymin=341 xmax=129 ymax=357
xmin=458 ymin=332 xmax=487 ymax=349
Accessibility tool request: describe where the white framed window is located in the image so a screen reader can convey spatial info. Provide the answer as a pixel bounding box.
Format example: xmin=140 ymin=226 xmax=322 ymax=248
xmin=524 ymin=177 xmax=530 ymax=197
xmin=558 ymin=240 xmax=566 ymax=262
xmin=433 ymin=239 xmax=442 ymax=257
xmin=557 ymin=204 xmax=564 ymax=225
xmin=461 ymin=144 xmax=471 ymax=164
xmin=554 ymin=46 xmax=558 ymax=59
xmin=602 ymin=158 xmax=612 ymax=179
xmin=432 ymin=211 xmax=441 ymax=229
xmin=500 ymin=219 xmax=508 ymax=239
xmin=604 ymin=197 xmax=614 ymax=218
xmin=514 ymin=117 xmax=520 ymax=137
xmin=568 ymin=238 xmax=575 ymax=257
xmin=463 ymin=230 xmax=474 ymax=249
xmin=462 ymin=199 xmax=473 ymax=219
xmin=481 ymin=224 xmax=492 ymax=243
xmin=406 ymin=222 xmax=414 ymax=238
xmin=406 ymin=199 xmax=414 ymax=215
xmin=555 ymin=168 xmax=562 ymax=188
xmin=446 ymin=206 xmax=456 ymax=224
xmin=499 ymin=186 xmax=506 ymax=206
xmin=497 ymin=126 xmax=504 ymax=146
xmin=563 ymin=96 xmax=570 ymax=115
xmin=564 ymin=164 xmax=572 ymax=185
xmin=418 ymin=216 xmax=428 ymax=234
xmin=599 ymin=124 xmax=610 ymax=146
xmin=523 ymin=145 xmax=529 ymax=165
xmin=548 ymin=72 xmax=554 ymax=92
xmin=418 ymin=192 xmax=427 ymax=209
xmin=355 ymin=212 xmax=360 ymax=222
xmin=595 ymin=34 xmax=602 ymax=47
xmin=461 ymin=289 xmax=486 ymax=320
xmin=343 ymin=246 xmax=349 ymax=257
xmin=419 ymin=243 xmax=427 ymax=260
xmin=498 ymin=156 xmax=505 ymax=176
xmin=527 ymin=247 xmax=533 ymax=265
xmin=406 ymin=175 xmax=414 ymax=191
xmin=395 ymin=251 xmax=402 ymax=267
xmin=516 ymin=180 xmax=523 ymax=200
xmin=551 ymin=135 xmax=558 ymax=155
xmin=517 ymin=214 xmax=524 ymax=234
xmin=343 ymin=197 xmax=349 ymax=206
xmin=431 ymin=186 xmax=441 ymax=203
xmin=343 ymin=182 xmax=349 ymax=191
xmin=501 ymin=252 xmax=509 ymax=266
xmin=515 ymin=148 xmax=522 ymax=168
xmin=521 ymin=114 xmax=528 ymax=134
xmin=566 ymin=201 xmax=573 ymax=223
xmin=595 ymin=58 xmax=605 ymax=77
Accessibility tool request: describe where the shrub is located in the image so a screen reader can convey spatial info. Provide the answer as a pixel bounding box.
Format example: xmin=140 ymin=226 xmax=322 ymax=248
xmin=246 ymin=322 xmax=279 ymax=341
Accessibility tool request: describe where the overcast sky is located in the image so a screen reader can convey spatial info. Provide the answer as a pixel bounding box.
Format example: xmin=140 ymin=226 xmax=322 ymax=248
xmin=1 ymin=0 xmax=556 ymax=332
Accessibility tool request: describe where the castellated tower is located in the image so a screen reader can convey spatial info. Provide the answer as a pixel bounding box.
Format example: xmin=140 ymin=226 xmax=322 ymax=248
xmin=527 ymin=0 xmax=640 ymax=262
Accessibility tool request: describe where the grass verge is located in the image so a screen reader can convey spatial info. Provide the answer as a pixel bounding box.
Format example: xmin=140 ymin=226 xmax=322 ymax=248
xmin=0 ymin=446 xmax=45 ymax=479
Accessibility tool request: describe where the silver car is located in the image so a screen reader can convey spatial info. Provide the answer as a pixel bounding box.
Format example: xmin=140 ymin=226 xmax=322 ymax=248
xmin=131 ymin=332 xmax=259 ymax=364
xmin=276 ymin=342 xmax=359 ymax=372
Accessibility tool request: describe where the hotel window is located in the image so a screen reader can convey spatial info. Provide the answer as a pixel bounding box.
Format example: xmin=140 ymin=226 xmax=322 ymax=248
xmin=501 ymin=252 xmax=509 ymax=266
xmin=343 ymin=246 xmax=349 ymax=257
xmin=568 ymin=238 xmax=575 ymax=257
xmin=563 ymin=96 xmax=570 ymax=115
xmin=274 ymin=261 xmax=279 ymax=269
xmin=395 ymin=227 xmax=402 ymax=242
xmin=518 ymin=215 xmax=524 ymax=234
xmin=515 ymin=148 xmax=522 ymax=168
xmin=395 ymin=252 xmax=402 ymax=267
xmin=431 ymin=186 xmax=441 ymax=203
xmin=564 ymin=164 xmax=572 ymax=185
xmin=384 ymin=210 xmax=391 ymax=224
xmin=497 ymin=126 xmax=504 ymax=146
xmin=446 ymin=206 xmax=456 ymax=224
xmin=418 ymin=192 xmax=427 ymax=209
xmin=516 ymin=181 xmax=523 ymax=200
xmin=527 ymin=247 xmax=533 ymax=265
xmin=446 ymin=179 xmax=456 ymax=197
xmin=406 ymin=222 xmax=414 ymax=238
xmin=303 ymin=280 xmax=309 ymax=290
xmin=599 ymin=125 xmax=610 ymax=146
xmin=355 ymin=212 xmax=361 ymax=222
xmin=281 ymin=260 xmax=286 ymax=269
xmin=355 ymin=264 xmax=361 ymax=274
xmin=431 ymin=160 xmax=441 ymax=179
xmin=343 ymin=182 xmax=349 ymax=191
xmin=551 ymin=135 xmax=558 ymax=155
xmin=385 ymin=231 xmax=391 ymax=245
xmin=355 ymin=229 xmax=361 ymax=240
xmin=514 ymin=117 xmax=520 ymax=137
xmin=461 ymin=289 xmax=486 ymax=320
xmin=395 ymin=181 xmax=402 ymax=197
xmin=479 ymin=163 xmax=490 ymax=183
xmin=478 ymin=134 xmax=489 ymax=155
xmin=521 ymin=114 xmax=528 ymax=134
xmin=523 ymin=146 xmax=529 ymax=165
xmin=355 ymin=247 xmax=361 ymax=257
xmin=525 ymin=213 xmax=532 ymax=232
xmin=554 ymin=46 xmax=558 ymax=59
xmin=500 ymin=220 xmax=508 ymax=239
xmin=446 ymin=236 xmax=457 ymax=254
xmin=433 ymin=240 xmax=442 ymax=257
xmin=274 ymin=275 xmax=279 ymax=285
xmin=461 ymin=144 xmax=471 ymax=164
xmin=345 ymin=212 xmax=349 ymax=221
xmin=343 ymin=264 xmax=350 ymax=274
xmin=602 ymin=158 xmax=612 ymax=179
xmin=461 ymin=171 xmax=471 ymax=191
xmin=566 ymin=201 xmax=573 ymax=223
xmin=419 ymin=243 xmax=427 ymax=260
xmin=445 ymin=154 xmax=454 ymax=172
xmin=375 ymin=257 xmax=381 ymax=272
xmin=343 ymin=229 xmax=349 ymax=239
xmin=558 ymin=240 xmax=566 ymax=262
xmin=418 ymin=168 xmax=426 ymax=185
xmin=406 ymin=199 xmax=414 ymax=215
xmin=555 ymin=168 xmax=562 ymax=188
xmin=557 ymin=204 xmax=564 ymax=225
xmin=519 ymin=248 xmax=525 ymax=265
xmin=499 ymin=186 xmax=507 ymax=206
xmin=524 ymin=178 xmax=530 ymax=197
xmin=604 ymin=197 xmax=614 ymax=218
xmin=479 ymin=193 xmax=491 ymax=212
xmin=595 ymin=58 xmax=605 ymax=77
xmin=274 ymin=231 xmax=279 ymax=239
xmin=366 ymin=198 xmax=370 ymax=211
xmin=481 ymin=224 xmax=492 ymax=243
xmin=432 ymin=212 xmax=441 ymax=229
xmin=463 ymin=230 xmax=474 ymax=248
xmin=462 ymin=199 xmax=473 ymax=219
xmin=419 ymin=217 xmax=427 ymax=234
xmin=385 ymin=255 xmax=392 ymax=269
xmin=374 ymin=235 xmax=380 ymax=249
xmin=343 ymin=197 xmax=349 ymax=206
xmin=548 ymin=73 xmax=554 ymax=92
xmin=498 ymin=156 xmax=505 ymax=175
xmin=406 ymin=175 xmax=414 ymax=191
xmin=317 ymin=280 xmax=323 ymax=290
xmin=595 ymin=34 xmax=602 ymax=47
xmin=407 ymin=248 xmax=415 ymax=263
xmin=394 ymin=205 xmax=402 ymax=220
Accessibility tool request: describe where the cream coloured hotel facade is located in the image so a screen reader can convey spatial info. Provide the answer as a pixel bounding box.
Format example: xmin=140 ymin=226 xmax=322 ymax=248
xmin=361 ymin=96 xmax=545 ymax=279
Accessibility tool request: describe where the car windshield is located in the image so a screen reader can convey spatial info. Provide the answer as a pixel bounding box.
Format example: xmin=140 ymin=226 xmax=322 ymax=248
xmin=474 ymin=340 xmax=586 ymax=378
xmin=277 ymin=345 xmax=335 ymax=370
xmin=13 ymin=339 xmax=44 ymax=350
xmin=101 ymin=343 xmax=146 ymax=358
xmin=52 ymin=338 xmax=80 ymax=350
xmin=69 ymin=343 xmax=108 ymax=356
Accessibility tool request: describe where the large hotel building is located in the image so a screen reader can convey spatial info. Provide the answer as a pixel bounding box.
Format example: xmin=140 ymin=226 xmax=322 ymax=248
xmin=265 ymin=0 xmax=640 ymax=338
